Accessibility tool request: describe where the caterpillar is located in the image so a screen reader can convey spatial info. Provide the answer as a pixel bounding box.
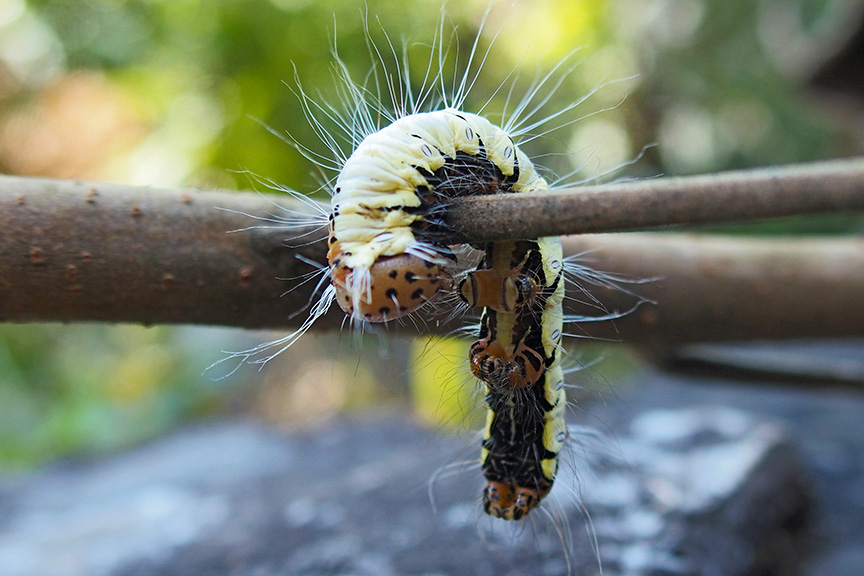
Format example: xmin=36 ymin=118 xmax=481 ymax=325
xmin=464 ymin=237 xmax=567 ymax=520
xmin=327 ymin=105 xmax=568 ymax=519
xmin=216 ymin=4 xmax=642 ymax=534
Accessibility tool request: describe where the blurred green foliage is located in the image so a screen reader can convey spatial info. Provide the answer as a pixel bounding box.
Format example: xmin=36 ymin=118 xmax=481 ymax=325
xmin=0 ymin=324 xmax=236 ymax=470
xmin=0 ymin=0 xmax=861 ymax=469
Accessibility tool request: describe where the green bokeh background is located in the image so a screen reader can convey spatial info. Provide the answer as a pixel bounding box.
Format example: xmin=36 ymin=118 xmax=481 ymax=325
xmin=0 ymin=0 xmax=860 ymax=469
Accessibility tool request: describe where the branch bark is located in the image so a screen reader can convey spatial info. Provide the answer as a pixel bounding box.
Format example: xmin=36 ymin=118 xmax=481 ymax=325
xmin=445 ymin=158 xmax=864 ymax=241
xmin=1 ymin=163 xmax=863 ymax=344
xmin=560 ymin=234 xmax=864 ymax=345
xmin=0 ymin=177 xmax=318 ymax=329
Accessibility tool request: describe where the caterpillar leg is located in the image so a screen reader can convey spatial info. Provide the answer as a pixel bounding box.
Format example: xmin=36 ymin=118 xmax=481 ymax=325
xmin=483 ymin=480 xmax=552 ymax=521
xmin=470 ymin=337 xmax=546 ymax=390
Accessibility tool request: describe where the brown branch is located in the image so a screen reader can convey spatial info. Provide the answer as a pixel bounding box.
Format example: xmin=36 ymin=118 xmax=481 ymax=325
xmin=445 ymin=158 xmax=864 ymax=241
xmin=1 ymin=165 xmax=863 ymax=344
xmin=559 ymin=234 xmax=864 ymax=345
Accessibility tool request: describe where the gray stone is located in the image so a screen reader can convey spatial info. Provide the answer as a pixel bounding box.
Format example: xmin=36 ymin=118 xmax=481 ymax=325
xmin=0 ymin=405 xmax=810 ymax=576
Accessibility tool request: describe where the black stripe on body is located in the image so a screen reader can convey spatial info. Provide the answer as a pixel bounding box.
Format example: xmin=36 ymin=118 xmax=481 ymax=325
xmin=482 ymin=376 xmax=559 ymax=488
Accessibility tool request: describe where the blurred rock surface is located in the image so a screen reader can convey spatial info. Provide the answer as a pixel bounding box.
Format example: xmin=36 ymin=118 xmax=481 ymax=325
xmin=0 ymin=370 xmax=827 ymax=576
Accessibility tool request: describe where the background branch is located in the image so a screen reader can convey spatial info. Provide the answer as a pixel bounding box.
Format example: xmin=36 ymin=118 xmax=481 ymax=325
xmin=1 ymin=165 xmax=863 ymax=344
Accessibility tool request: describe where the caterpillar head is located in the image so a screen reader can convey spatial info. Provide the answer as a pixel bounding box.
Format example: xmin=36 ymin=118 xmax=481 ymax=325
xmin=329 ymin=252 xmax=444 ymax=322
xmin=483 ymin=481 xmax=550 ymax=521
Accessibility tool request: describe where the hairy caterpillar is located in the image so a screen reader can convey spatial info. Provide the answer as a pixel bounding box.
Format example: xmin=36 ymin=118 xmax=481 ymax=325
xmin=325 ymin=102 xmax=569 ymax=518
xmin=218 ymin=4 xmax=643 ymax=537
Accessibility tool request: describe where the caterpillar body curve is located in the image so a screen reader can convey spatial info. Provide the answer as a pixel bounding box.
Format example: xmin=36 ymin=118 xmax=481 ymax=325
xmin=327 ymin=109 xmax=542 ymax=323
xmin=326 ymin=105 xmax=568 ymax=521
xmin=218 ymin=9 xmax=644 ymax=543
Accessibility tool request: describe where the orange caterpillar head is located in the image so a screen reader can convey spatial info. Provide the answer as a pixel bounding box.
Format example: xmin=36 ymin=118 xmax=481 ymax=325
xmin=483 ymin=481 xmax=550 ymax=520
xmin=328 ymin=252 xmax=444 ymax=322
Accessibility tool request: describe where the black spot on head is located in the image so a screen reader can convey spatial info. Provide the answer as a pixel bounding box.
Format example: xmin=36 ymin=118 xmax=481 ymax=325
xmin=379 ymin=306 xmax=391 ymax=315
xmin=385 ymin=288 xmax=398 ymax=299
xmin=388 ymin=270 xmax=398 ymax=278
xmin=411 ymin=288 xmax=424 ymax=300
xmin=424 ymin=260 xmax=436 ymax=268
xmin=399 ymin=306 xmax=408 ymax=312
xmin=333 ymin=258 xmax=341 ymax=266
xmin=364 ymin=313 xmax=372 ymax=318
xmin=525 ymin=351 xmax=543 ymax=372
xmin=405 ymin=271 xmax=417 ymax=282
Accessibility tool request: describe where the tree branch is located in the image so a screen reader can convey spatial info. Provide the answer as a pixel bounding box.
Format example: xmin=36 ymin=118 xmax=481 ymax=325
xmin=1 ymin=161 xmax=863 ymax=344
xmin=560 ymin=234 xmax=864 ymax=345
xmin=445 ymin=158 xmax=864 ymax=241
